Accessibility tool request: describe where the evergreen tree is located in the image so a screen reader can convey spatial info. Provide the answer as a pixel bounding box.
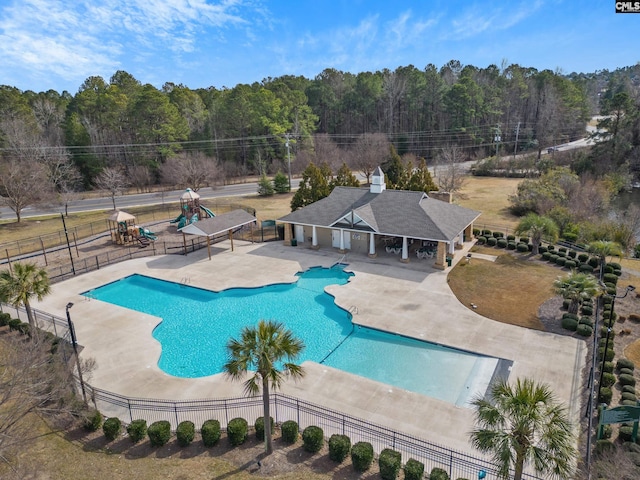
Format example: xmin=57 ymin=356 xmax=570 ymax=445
xmin=257 ymin=174 xmax=274 ymax=196
xmin=290 ymin=162 xmax=331 ymax=210
xmin=330 ymin=162 xmax=359 ymax=190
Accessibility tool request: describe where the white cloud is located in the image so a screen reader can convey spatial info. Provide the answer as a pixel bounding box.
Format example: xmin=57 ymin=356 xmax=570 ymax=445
xmin=448 ymin=0 xmax=544 ymax=39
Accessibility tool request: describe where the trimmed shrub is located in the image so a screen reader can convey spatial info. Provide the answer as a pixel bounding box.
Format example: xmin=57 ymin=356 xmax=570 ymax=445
xmin=538 ymin=245 xmax=548 ymax=254
xmin=603 ymin=273 xmax=618 ymax=284
xmin=486 ymin=237 xmax=497 ymax=247
xmin=619 ymin=374 xmax=637 ymax=386
xmin=561 ymin=317 xmax=578 ymax=331
xmin=581 ymin=304 xmax=594 ymax=316
xmin=601 ymin=372 xmax=616 ymax=388
xmin=595 ymin=439 xmax=616 ymax=455
xmin=481 ymin=229 xmax=492 ymax=237
xmin=576 ymin=324 xmax=593 ymax=337
xmin=507 ymin=241 xmax=517 ymax=250
xmin=379 ymin=448 xmax=402 ymax=480
xmin=577 ymin=253 xmax=589 ymax=262
xmin=8 ymin=318 xmax=21 ymax=331
xmin=619 ymin=425 xmax=635 ymax=442
xmin=621 ymin=392 xmax=637 ymax=402
xmin=227 ymin=417 xmax=248 ymax=446
xmin=608 ymin=262 xmax=622 ymax=270
xmin=127 ymin=419 xmax=147 ymax=443
xmin=557 ymin=250 xmax=567 ymax=258
xmin=542 ymin=252 xmax=551 ymax=261
xmin=83 ymin=409 xmax=103 ymax=432
xmin=430 ymin=467 xmax=451 ymax=480
xmin=555 ymin=256 xmax=567 ymax=266
xmin=599 ymin=387 xmax=612 ymax=404
xmin=148 ymin=420 xmax=171 ymax=447
xmin=603 ymin=361 xmax=614 ymax=373
xmin=516 ymin=242 xmax=529 ymax=252
xmin=564 ymin=260 xmax=577 ymax=269
xmin=302 ymin=426 xmax=324 ymax=453
xmin=103 ymin=417 xmax=122 ymax=441
xmin=617 ymin=358 xmax=635 ymax=371
xmin=476 ymin=236 xmax=486 ymax=245
xmin=177 ymin=421 xmax=195 ymax=447
xmin=603 ymin=296 xmax=613 ymax=306
xmin=0 ymin=312 xmax=10 ymax=326
xmin=620 ymin=368 xmax=635 ymax=377
xmin=351 ymin=441 xmax=374 ymax=472
xmin=561 ymin=299 xmax=571 ymax=310
xmin=281 ymin=420 xmax=298 ymax=444
xmin=255 ymin=416 xmax=274 ymax=441
xmin=507 ymin=234 xmax=516 ymax=241
xmin=598 ymin=347 xmax=615 ymax=362
xmin=473 ymin=228 xmax=480 ymax=236
xmin=562 ymin=312 xmax=579 ymax=321
xmin=493 ymin=231 xmax=504 ymax=238
xmin=600 ymin=425 xmax=613 ymax=440
xmin=558 ymin=246 xmax=567 ymax=254
xmin=588 ymin=257 xmax=600 ymax=268
xmin=622 ymin=385 xmax=636 ymax=395
xmin=549 ymin=254 xmax=559 ymax=263
xmin=621 ymin=399 xmax=638 ymax=406
xmin=579 ymin=316 xmax=593 ymax=327
xmin=547 ymin=244 xmax=555 ymax=251
xmin=404 ymin=459 xmax=425 ymax=480
xmin=568 ymin=250 xmax=577 ymax=258
xmin=328 ymin=434 xmax=351 ymax=463
xmin=496 ymin=238 xmax=508 ymax=249
xmin=201 ymin=419 xmax=221 ymax=447
xmin=519 ymin=236 xmax=529 ymax=244
xmin=579 ymin=264 xmax=595 ymax=273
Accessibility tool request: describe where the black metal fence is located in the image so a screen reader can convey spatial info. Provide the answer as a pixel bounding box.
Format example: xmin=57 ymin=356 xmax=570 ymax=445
xmin=0 ymin=304 xmax=542 ymax=480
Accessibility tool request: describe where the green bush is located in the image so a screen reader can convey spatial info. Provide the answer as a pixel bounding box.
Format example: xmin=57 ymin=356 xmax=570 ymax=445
xmin=148 ymin=420 xmax=171 ymax=447
xmin=496 ymin=238 xmax=508 ymax=248
xmin=579 ymin=316 xmax=593 ymax=327
xmin=619 ymin=425 xmax=635 ymax=442
xmin=201 ymin=419 xmax=221 ymax=447
xmin=476 ymin=236 xmax=487 ymax=245
xmin=350 ymin=441 xmax=374 ymax=472
xmin=8 ymin=318 xmax=21 ymax=331
xmin=562 ymin=312 xmax=579 ymax=321
xmin=254 ymin=416 xmax=274 ymax=441
xmin=581 ymin=304 xmax=594 ymax=316
xmin=621 ymin=392 xmax=637 ymax=402
xmin=83 ymin=409 xmax=103 ymax=432
xmin=601 ymin=372 xmax=616 ymax=387
xmin=126 ymin=419 xmax=147 ymax=443
xmin=507 ymin=234 xmax=516 ymax=241
xmin=516 ymin=243 xmax=529 ymax=252
xmin=603 ymin=361 xmax=614 ymax=373
xmin=600 ymin=424 xmax=613 ymax=440
xmin=622 ymin=385 xmax=636 ymax=395
xmin=561 ymin=317 xmax=578 ymax=331
xmin=568 ymin=250 xmax=577 ymax=258
xmin=404 ymin=459 xmax=425 ymax=480
xmin=227 ymin=417 xmax=248 ymax=446
xmin=588 ymin=257 xmax=600 ymax=268
xmin=579 ymin=264 xmax=595 ymax=273
xmin=519 ymin=236 xmax=530 ymax=244
xmin=541 ymin=252 xmax=551 ymax=261
xmin=617 ymin=358 xmax=635 ymax=371
xmin=598 ymin=347 xmax=615 ymax=362
xmin=273 ymin=171 xmax=290 ymax=193
xmin=176 ymin=421 xmax=195 ymax=447
xmin=539 ymin=245 xmax=548 ymax=254
xmin=549 ymin=254 xmax=559 ymax=263
xmin=302 ymin=426 xmax=324 ymax=453
xmin=578 ymin=253 xmax=589 ymax=262
xmin=493 ymin=231 xmax=504 ymax=238
xmin=555 ymin=256 xmax=567 ymax=266
xmin=561 ymin=298 xmax=571 ymax=310
xmin=507 ymin=241 xmax=517 ymax=250
xmin=603 ymin=273 xmax=618 ymax=285
xmin=599 ymin=387 xmax=612 ymax=404
xmin=0 ymin=312 xmax=10 ymax=326
xmin=328 ymin=434 xmax=351 ymax=463
xmin=430 ymin=467 xmax=451 ymax=480
xmin=608 ymin=262 xmax=622 ymax=270
xmin=619 ymin=374 xmax=637 ymax=386
xmin=103 ymin=417 xmax=122 ymax=441
xmin=620 ymin=368 xmax=635 ymax=377
xmin=595 ymin=439 xmax=616 ymax=455
xmin=576 ymin=324 xmax=593 ymax=337
xmin=621 ymin=399 xmax=638 ymax=406
xmin=281 ymin=420 xmax=298 ymax=444
xmin=564 ymin=260 xmax=577 ymax=269
xmin=486 ymin=237 xmax=497 ymax=247
xmin=379 ymin=448 xmax=402 ymax=480
xmin=481 ymin=229 xmax=492 ymax=237
xmin=547 ymin=244 xmax=555 ymax=251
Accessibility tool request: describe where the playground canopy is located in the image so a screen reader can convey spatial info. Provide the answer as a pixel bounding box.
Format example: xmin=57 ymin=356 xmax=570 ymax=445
xmin=178 ymin=209 xmax=257 ymax=259
xmin=108 ymin=210 xmax=136 ymax=223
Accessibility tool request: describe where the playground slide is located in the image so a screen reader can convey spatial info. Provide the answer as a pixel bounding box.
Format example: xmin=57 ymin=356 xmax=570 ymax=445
xmin=200 ymin=205 xmax=215 ymax=218
xmin=170 ymin=213 xmax=184 ymax=224
xmin=138 ymin=227 xmax=157 ymax=241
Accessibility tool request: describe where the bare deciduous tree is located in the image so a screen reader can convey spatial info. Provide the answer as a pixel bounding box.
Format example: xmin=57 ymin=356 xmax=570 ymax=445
xmin=313 ymin=134 xmax=344 ymax=172
xmin=435 ymin=146 xmax=466 ymax=193
xmin=352 ymin=133 xmax=390 ymax=184
xmin=128 ymin=165 xmax=154 ymax=193
xmin=160 ymin=152 xmax=219 ymax=191
xmin=94 ymin=166 xmax=130 ymax=210
xmin=0 ymin=158 xmax=51 ymax=222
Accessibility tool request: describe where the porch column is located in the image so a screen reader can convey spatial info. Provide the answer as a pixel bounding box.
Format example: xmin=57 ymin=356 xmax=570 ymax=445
xmin=449 ymin=241 xmax=455 ymax=255
xmin=283 ymin=223 xmax=292 ymax=246
xmin=400 ymin=236 xmax=409 ymax=263
xmin=368 ymin=232 xmax=377 ymax=258
xmin=311 ymin=225 xmax=319 ymax=249
xmin=339 ymin=228 xmax=346 ymax=253
xmin=456 ymin=233 xmax=464 ymax=249
xmin=434 ymin=241 xmax=447 ymax=270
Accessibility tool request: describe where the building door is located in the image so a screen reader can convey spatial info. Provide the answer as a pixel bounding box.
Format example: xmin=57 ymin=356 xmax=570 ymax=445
xmin=294 ymin=225 xmax=304 ymax=243
xmin=331 ymin=229 xmax=351 ymax=249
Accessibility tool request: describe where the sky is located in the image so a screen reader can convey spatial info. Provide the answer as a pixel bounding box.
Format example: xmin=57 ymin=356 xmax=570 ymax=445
xmin=0 ymin=0 xmax=638 ymax=94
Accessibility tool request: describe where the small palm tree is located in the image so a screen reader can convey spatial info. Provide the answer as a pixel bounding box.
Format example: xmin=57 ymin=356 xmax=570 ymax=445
xmin=588 ymin=240 xmax=622 ymax=278
xmin=224 ymin=319 xmax=305 ymax=454
xmin=0 ymin=262 xmax=51 ymax=332
xmin=553 ymin=271 xmax=600 ymax=314
xmin=470 ymin=378 xmax=576 ymax=480
xmin=515 ymin=213 xmax=559 ymax=255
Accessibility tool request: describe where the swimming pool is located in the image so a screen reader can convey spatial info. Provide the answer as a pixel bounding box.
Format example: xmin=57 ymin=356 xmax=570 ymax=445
xmin=83 ymin=265 xmax=504 ymax=406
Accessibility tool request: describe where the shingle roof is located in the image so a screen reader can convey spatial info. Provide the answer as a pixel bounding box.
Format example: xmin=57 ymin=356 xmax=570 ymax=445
xmin=179 ymin=209 xmax=256 ymax=237
xmin=279 ymin=187 xmax=480 ymax=242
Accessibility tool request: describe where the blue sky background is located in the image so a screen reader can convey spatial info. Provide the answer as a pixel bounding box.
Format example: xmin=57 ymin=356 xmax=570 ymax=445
xmin=0 ymin=0 xmax=638 ymax=94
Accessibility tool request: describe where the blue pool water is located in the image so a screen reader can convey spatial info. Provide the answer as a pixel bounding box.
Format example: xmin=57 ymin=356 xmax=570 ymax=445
xmin=83 ymin=265 xmax=500 ymax=406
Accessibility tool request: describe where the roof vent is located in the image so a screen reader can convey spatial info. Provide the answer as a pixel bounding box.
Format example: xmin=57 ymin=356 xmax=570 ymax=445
xmin=370 ymin=166 xmax=386 ymax=193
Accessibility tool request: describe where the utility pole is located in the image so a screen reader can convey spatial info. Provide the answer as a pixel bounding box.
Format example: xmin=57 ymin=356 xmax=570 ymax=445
xmin=494 ymin=125 xmax=501 ymax=157
xmin=513 ymin=122 xmax=520 ymax=158
xmin=285 ymin=133 xmax=292 ymax=192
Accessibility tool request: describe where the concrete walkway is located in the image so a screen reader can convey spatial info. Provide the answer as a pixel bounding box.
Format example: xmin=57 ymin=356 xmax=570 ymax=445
xmin=34 ymin=240 xmax=586 ymax=456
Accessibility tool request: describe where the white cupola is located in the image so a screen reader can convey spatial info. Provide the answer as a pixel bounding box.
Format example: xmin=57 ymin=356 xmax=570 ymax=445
xmin=370 ymin=166 xmax=386 ymax=194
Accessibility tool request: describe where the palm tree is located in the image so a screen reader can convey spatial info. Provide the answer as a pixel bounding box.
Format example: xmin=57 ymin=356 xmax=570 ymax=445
xmin=470 ymin=378 xmax=576 ymax=480
xmin=515 ymin=213 xmax=559 ymax=255
xmin=553 ymin=271 xmax=600 ymax=314
xmin=0 ymin=262 xmax=51 ymax=332
xmin=224 ymin=319 xmax=305 ymax=454
xmin=587 ymin=240 xmax=622 ymax=279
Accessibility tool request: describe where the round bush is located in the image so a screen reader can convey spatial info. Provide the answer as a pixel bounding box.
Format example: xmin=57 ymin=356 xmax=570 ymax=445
xmin=555 ymin=256 xmax=567 ymax=266
xmin=561 ymin=298 xmax=571 ymax=310
xmin=603 ymin=361 xmax=614 ymax=373
xmin=600 ymin=425 xmax=613 ymax=440
xmin=599 ymin=387 xmax=612 ymax=404
xmin=621 ymin=399 xmax=638 ymax=406
xmin=328 ymin=434 xmax=351 ymax=463
xmin=557 ymin=250 xmax=567 ymax=258
xmin=281 ymin=420 xmax=299 ymax=444
xmin=177 ymin=420 xmax=195 ymax=447
xmin=404 ymin=459 xmax=425 ymax=480
xmin=103 ymin=417 xmax=122 ymax=441
xmin=351 ymin=441 xmax=374 ymax=472
xmin=496 ymin=238 xmax=508 ymax=249
xmin=538 ymin=245 xmax=548 ymax=254
xmin=595 ymin=439 xmax=616 ymax=455
xmin=562 ymin=312 xmax=579 ymax=321
xmin=588 ymin=257 xmax=600 ymax=268
xmin=507 ymin=241 xmax=517 ymax=250
xmin=581 ymin=304 xmax=594 ymax=316
xmin=621 ymin=392 xmax=637 ymax=402
xmin=519 ymin=236 xmax=529 ymax=244
xmin=620 ymin=368 xmax=635 ymax=377
xmin=493 ymin=231 xmax=504 ymax=238
xmin=561 ymin=317 xmax=578 ymax=331
xmin=201 ymin=419 xmax=221 ymax=447
xmin=547 ymin=244 xmax=555 ymax=251
xmin=622 ymin=385 xmax=636 ymax=395
xmin=148 ymin=420 xmax=171 ymax=447
xmin=516 ymin=242 xmax=529 ymax=252
xmin=430 ymin=467 xmax=451 ymax=480
xmin=603 ymin=273 xmax=618 ymax=284
xmin=486 ymin=237 xmax=497 ymax=247
xmin=579 ymin=264 xmax=595 ymax=273
xmin=379 ymin=448 xmax=402 ymax=480
xmin=507 ymin=234 xmax=516 ymax=241
xmin=254 ymin=416 xmax=274 ymax=441
xmin=564 ymin=260 xmax=577 ymax=269
xmin=577 ymin=253 xmax=589 ymax=263
xmin=476 ymin=236 xmax=487 ymax=245
xmin=619 ymin=425 xmax=635 ymax=442
xmin=83 ymin=409 xmax=103 ymax=432
xmin=617 ymin=358 xmax=635 ymax=371
xmin=579 ymin=316 xmax=593 ymax=328
xmin=600 ymin=327 xmax=614 ymax=340
xmin=608 ymin=262 xmax=622 ymax=270
xmin=302 ymin=426 xmax=324 ymax=453
xmin=542 ymin=252 xmax=551 ymax=261
xmin=601 ymin=372 xmax=616 ymax=387
xmin=598 ymin=347 xmax=615 ymax=362
xmin=568 ymin=250 xmax=577 ymax=258
xmin=549 ymin=254 xmax=559 ymax=263
xmin=481 ymin=229 xmax=492 ymax=237
xmin=576 ymin=324 xmax=593 ymax=337
xmin=227 ymin=417 xmax=248 ymax=446
xmin=619 ymin=374 xmax=637 ymax=386
xmin=127 ymin=419 xmax=147 ymax=443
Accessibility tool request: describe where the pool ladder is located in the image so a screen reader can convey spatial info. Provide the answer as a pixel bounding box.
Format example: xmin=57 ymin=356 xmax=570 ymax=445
xmin=180 ymin=276 xmax=191 ymax=284
xmin=348 ymin=305 xmax=358 ymax=315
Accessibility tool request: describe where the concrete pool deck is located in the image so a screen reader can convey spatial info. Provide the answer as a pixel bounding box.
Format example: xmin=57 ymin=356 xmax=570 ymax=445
xmin=34 ymin=240 xmax=586 ymax=456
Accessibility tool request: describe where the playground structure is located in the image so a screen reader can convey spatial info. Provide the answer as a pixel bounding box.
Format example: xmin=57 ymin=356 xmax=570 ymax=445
xmin=170 ymin=188 xmax=215 ymax=229
xmin=108 ymin=210 xmax=157 ymax=247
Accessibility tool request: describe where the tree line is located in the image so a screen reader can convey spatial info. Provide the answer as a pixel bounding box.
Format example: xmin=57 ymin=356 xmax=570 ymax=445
xmin=0 ymin=61 xmax=639 ymax=220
